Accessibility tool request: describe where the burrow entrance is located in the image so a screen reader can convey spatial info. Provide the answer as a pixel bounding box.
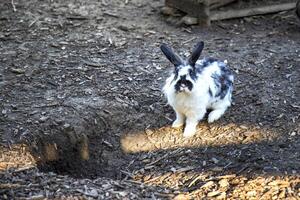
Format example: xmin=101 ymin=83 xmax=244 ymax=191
xmin=25 ymin=97 xmax=170 ymax=179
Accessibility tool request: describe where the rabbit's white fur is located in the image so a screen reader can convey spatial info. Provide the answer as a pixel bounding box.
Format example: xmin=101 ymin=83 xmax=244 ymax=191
xmin=163 ymin=61 xmax=233 ymax=137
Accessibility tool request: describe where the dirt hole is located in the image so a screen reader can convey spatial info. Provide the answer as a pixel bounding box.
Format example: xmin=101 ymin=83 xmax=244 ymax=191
xmin=25 ymin=99 xmax=169 ymax=179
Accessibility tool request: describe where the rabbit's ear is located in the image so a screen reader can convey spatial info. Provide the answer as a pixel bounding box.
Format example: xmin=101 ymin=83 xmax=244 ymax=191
xmin=188 ymin=41 xmax=204 ymax=67
xmin=160 ymin=43 xmax=183 ymax=67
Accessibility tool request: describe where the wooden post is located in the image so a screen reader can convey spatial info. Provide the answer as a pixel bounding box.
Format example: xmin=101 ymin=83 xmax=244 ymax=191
xmin=166 ymin=0 xmax=211 ymax=25
xmin=296 ymin=0 xmax=300 ymax=19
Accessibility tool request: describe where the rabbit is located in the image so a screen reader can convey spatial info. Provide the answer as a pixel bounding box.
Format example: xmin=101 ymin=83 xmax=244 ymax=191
xmin=161 ymin=41 xmax=234 ymax=138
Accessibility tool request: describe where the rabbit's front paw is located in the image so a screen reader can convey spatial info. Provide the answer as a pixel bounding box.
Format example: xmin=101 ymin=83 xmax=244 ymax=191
xmin=172 ymin=119 xmax=184 ymax=128
xmin=208 ymin=109 xmax=226 ymax=123
xmin=183 ymin=126 xmax=196 ymax=138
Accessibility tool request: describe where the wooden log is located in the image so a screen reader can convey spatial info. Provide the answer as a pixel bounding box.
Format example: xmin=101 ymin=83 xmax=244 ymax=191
xmin=211 ymin=2 xmax=297 ymax=21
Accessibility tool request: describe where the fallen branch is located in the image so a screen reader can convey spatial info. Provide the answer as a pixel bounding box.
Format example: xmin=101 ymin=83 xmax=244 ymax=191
xmin=211 ymin=2 xmax=297 ymax=21
xmin=82 ymin=59 xmax=106 ymax=67
xmin=11 ymin=0 xmax=17 ymax=12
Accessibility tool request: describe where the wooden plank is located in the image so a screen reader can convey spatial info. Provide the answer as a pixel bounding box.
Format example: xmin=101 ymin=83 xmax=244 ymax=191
xmin=166 ymin=0 xmax=236 ymax=10
xmin=210 ymin=0 xmax=236 ymax=9
xmin=211 ymin=2 xmax=297 ymax=21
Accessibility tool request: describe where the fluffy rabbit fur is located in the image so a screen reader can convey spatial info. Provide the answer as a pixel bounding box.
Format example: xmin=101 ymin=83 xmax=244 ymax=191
xmin=161 ymin=41 xmax=234 ymax=137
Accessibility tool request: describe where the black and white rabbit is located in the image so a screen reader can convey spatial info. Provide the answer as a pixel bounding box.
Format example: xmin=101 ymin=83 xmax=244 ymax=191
xmin=161 ymin=41 xmax=234 ymax=137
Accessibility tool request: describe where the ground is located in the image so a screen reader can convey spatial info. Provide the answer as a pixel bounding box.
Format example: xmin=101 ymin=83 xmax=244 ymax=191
xmin=0 ymin=0 xmax=299 ymax=199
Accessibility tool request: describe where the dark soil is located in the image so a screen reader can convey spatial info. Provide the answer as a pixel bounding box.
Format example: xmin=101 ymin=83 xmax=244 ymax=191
xmin=0 ymin=0 xmax=299 ymax=199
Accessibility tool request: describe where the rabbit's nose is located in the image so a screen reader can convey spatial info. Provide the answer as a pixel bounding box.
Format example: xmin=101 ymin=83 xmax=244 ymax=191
xmin=175 ymin=79 xmax=193 ymax=92
xmin=179 ymin=81 xmax=186 ymax=86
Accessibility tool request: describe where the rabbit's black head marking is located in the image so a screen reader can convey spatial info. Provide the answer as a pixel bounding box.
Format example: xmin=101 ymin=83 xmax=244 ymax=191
xmin=160 ymin=41 xmax=205 ymax=93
